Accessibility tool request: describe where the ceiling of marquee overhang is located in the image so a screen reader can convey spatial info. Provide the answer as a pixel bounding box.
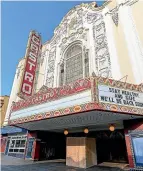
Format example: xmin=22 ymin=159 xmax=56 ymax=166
xmin=16 ymin=110 xmax=142 ymax=132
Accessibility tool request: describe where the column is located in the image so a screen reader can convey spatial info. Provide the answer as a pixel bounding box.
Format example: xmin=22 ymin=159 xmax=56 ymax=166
xmin=25 ymin=131 xmax=40 ymax=161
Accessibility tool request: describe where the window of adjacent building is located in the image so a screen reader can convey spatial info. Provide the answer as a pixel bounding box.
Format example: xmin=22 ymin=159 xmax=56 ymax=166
xmin=60 ymin=43 xmax=89 ymax=86
xmin=8 ymin=136 xmax=26 ymax=153
xmin=0 ymin=99 xmax=4 ymax=108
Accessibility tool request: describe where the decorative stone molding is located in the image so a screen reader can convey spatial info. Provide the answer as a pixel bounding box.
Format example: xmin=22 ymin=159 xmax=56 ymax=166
xmin=112 ymin=12 xmax=119 ymax=26
xmin=46 ymin=2 xmax=114 ymax=87
xmin=86 ymin=12 xmax=99 ymax=24
xmin=16 ymin=67 xmax=21 ymax=79
xmin=44 ymin=1 xmax=141 ymax=89
xmin=10 ymin=76 xmax=143 ymax=126
xmin=46 ymin=46 xmax=56 ymax=87
xmin=50 ymin=3 xmax=92 ymax=48
xmin=105 ymin=0 xmax=139 ymax=26
xmin=40 ymin=51 xmax=47 ymax=66
xmin=59 ymin=28 xmax=88 ymax=56
xmin=46 ymin=73 xmax=54 ymax=88
xmin=11 ymin=78 xmax=91 ymax=112
xmin=17 ymin=92 xmax=28 ymax=100
xmin=117 ymin=0 xmax=139 ymax=6
xmin=93 ymin=15 xmax=112 ymax=78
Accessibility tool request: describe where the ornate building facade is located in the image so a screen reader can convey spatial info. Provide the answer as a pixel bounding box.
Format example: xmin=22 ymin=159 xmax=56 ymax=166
xmin=2 ymin=0 xmax=143 ymax=170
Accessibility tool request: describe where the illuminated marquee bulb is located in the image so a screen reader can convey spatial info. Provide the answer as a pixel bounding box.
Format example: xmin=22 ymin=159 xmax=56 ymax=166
xmin=109 ymin=124 xmax=115 ymax=132
xmin=64 ymin=129 xmax=68 ymax=135
xmin=84 ymin=128 xmax=89 ymax=134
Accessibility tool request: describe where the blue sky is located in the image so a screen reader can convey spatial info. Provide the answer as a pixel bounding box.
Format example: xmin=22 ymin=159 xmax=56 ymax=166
xmin=1 ymin=1 xmax=104 ymax=96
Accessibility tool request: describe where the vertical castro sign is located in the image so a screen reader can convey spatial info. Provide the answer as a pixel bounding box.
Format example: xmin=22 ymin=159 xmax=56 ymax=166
xmin=21 ymin=31 xmax=42 ymax=96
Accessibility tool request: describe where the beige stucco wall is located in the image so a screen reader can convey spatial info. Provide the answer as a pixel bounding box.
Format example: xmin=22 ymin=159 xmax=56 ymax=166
xmin=111 ymin=16 xmax=135 ymax=83
xmin=106 ymin=0 xmax=117 ymax=10
xmin=131 ymin=0 xmax=143 ymax=49
xmin=3 ymin=58 xmax=26 ymax=126
xmin=16 ymin=58 xmax=26 ymax=102
xmin=0 ymin=96 xmax=9 ymax=126
xmin=35 ymin=44 xmax=47 ymax=92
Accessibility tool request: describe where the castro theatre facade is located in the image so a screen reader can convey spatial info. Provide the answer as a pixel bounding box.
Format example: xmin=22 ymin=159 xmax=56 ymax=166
xmin=2 ymin=0 xmax=143 ymax=169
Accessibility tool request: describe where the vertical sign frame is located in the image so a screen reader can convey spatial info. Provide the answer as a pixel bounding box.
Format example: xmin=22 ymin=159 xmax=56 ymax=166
xmin=19 ymin=30 xmax=42 ymax=97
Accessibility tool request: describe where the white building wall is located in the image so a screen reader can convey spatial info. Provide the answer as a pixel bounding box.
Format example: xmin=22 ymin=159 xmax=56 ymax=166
xmin=118 ymin=2 xmax=143 ymax=84
xmin=4 ymin=58 xmax=26 ymax=125
xmin=102 ymin=7 xmax=122 ymax=80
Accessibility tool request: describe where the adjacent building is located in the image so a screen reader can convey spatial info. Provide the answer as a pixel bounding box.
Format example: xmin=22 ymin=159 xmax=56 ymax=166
xmin=0 ymin=96 xmax=9 ymax=127
xmin=2 ymin=0 xmax=143 ymax=170
xmin=0 ymin=96 xmax=9 ymax=153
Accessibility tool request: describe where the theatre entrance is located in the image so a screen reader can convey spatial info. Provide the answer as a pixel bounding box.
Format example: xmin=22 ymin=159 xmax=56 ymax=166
xmin=95 ymin=130 xmax=128 ymax=164
xmin=37 ymin=129 xmax=128 ymax=163
xmin=37 ymin=131 xmax=66 ymax=161
xmin=65 ymin=129 xmax=128 ymax=165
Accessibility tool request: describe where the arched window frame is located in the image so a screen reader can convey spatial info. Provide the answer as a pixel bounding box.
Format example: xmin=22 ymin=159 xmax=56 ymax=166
xmin=59 ymin=41 xmax=89 ymax=86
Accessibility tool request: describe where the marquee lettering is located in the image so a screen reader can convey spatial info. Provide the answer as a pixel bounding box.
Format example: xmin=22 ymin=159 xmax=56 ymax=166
xmin=27 ymin=61 xmax=36 ymax=71
xmin=20 ymin=31 xmax=41 ymax=96
xmin=25 ymin=72 xmax=34 ymax=83
xmin=22 ymin=83 xmax=32 ymax=95
xmin=29 ymin=52 xmax=37 ymax=62
xmin=31 ymin=35 xmax=40 ymax=45
xmin=11 ymin=78 xmax=91 ymax=112
xmin=99 ymin=85 xmax=143 ymax=109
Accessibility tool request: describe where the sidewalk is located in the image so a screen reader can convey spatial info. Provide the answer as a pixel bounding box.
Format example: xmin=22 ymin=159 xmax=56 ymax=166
xmin=1 ymin=154 xmax=125 ymax=171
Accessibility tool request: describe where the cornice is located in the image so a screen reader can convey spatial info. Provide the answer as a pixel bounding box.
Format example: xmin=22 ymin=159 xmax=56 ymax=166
xmin=105 ymin=0 xmax=139 ymax=15
xmin=43 ymin=1 xmax=111 ymax=47
xmin=43 ymin=0 xmax=139 ymax=46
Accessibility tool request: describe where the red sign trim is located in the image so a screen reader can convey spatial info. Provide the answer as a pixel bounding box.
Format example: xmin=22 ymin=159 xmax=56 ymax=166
xmin=12 ymin=78 xmax=91 ymax=112
xmin=20 ymin=31 xmax=41 ymax=96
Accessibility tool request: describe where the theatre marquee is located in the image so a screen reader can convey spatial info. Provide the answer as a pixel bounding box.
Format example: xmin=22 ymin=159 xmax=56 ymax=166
xmin=98 ymin=85 xmax=143 ymax=109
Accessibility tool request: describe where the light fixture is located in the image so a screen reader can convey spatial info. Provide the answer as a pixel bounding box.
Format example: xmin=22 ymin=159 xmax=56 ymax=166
xmin=109 ymin=124 xmax=115 ymax=132
xmin=64 ymin=129 xmax=68 ymax=135
xmin=84 ymin=128 xmax=89 ymax=134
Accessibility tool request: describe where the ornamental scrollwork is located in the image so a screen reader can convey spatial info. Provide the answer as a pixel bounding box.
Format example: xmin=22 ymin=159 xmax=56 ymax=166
xmin=48 ymin=47 xmax=56 ymax=62
xmin=40 ymin=51 xmax=47 ymax=66
xmin=59 ymin=28 xmax=87 ymax=55
xmin=93 ymin=15 xmax=111 ymax=78
xmin=68 ymin=17 xmax=77 ymax=31
xmin=46 ymin=46 xmax=56 ymax=87
xmin=86 ymin=12 xmax=99 ymax=24
xmin=76 ymin=9 xmax=83 ymax=28
xmin=50 ymin=35 xmax=61 ymax=47
xmin=47 ymin=61 xmax=55 ymax=73
xmin=112 ymin=12 xmax=118 ymax=26
xmin=51 ymin=7 xmax=85 ymax=47
xmin=16 ymin=66 xmax=21 ymax=79
xmin=46 ymin=73 xmax=54 ymax=88
xmin=105 ymin=0 xmax=139 ymax=26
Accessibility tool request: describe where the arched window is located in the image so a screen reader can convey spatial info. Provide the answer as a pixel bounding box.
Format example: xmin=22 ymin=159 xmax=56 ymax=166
xmin=60 ymin=43 xmax=89 ymax=86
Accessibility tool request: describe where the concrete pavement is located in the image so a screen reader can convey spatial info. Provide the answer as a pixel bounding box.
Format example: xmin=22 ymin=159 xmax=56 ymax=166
xmin=1 ymin=154 xmax=125 ymax=171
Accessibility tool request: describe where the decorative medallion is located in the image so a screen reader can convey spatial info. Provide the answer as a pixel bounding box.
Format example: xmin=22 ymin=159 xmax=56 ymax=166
xmin=74 ymin=105 xmax=82 ymax=112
